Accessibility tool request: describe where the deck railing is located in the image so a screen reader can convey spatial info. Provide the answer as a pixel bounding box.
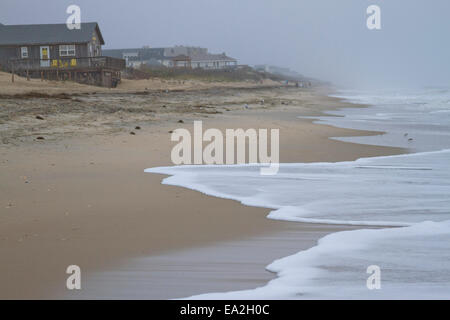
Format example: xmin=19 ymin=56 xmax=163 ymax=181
xmin=9 ymin=56 xmax=125 ymax=72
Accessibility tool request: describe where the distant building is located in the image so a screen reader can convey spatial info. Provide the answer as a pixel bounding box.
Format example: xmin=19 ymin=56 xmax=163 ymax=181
xmin=164 ymin=45 xmax=208 ymax=58
xmin=170 ymin=54 xmax=191 ymax=68
xmin=103 ymin=47 xmax=168 ymax=68
xmin=191 ymin=52 xmax=237 ymax=69
xmin=254 ymin=64 xmax=304 ymax=79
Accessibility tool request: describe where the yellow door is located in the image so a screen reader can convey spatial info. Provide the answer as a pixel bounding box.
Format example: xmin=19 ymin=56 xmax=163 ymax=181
xmin=40 ymin=46 xmax=50 ymax=67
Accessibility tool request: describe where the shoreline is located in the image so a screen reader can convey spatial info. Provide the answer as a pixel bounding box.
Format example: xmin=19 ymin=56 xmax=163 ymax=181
xmin=0 ymin=84 xmax=406 ymax=299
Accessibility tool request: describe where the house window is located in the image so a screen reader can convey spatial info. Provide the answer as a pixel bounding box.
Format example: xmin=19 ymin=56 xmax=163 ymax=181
xmin=60 ymin=45 xmax=76 ymax=57
xmin=21 ymin=47 xmax=28 ymax=59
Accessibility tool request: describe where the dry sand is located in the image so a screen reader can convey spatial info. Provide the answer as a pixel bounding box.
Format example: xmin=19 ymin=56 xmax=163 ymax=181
xmin=0 ymin=74 xmax=405 ymax=299
xmin=0 ymin=70 xmax=279 ymax=96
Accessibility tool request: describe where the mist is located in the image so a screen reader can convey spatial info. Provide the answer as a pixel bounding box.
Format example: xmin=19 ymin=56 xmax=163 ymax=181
xmin=1 ymin=0 xmax=449 ymax=88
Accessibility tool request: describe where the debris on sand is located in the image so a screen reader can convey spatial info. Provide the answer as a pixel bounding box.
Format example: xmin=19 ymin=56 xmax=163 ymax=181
xmin=35 ymin=115 xmax=45 ymax=120
xmin=135 ymin=126 xmax=141 ymax=130
xmin=130 ymin=132 xmax=136 ymax=135
xmin=36 ymin=136 xmax=45 ymax=140
xmin=178 ymin=120 xmax=184 ymax=124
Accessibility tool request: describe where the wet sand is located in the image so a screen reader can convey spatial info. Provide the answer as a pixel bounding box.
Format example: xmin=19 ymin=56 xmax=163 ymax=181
xmin=66 ymin=223 xmax=367 ymax=299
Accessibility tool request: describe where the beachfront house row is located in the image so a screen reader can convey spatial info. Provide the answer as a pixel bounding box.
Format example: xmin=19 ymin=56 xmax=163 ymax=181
xmin=0 ymin=22 xmax=125 ymax=87
xmin=103 ymin=46 xmax=238 ymax=70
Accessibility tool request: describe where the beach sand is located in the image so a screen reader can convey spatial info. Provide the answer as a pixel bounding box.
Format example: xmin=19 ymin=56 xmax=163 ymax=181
xmin=0 ymin=76 xmax=405 ymax=299
xmin=0 ymin=70 xmax=280 ymax=97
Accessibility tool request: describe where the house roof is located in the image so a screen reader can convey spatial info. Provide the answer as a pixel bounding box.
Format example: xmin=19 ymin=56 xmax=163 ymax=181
xmin=0 ymin=22 xmax=105 ymax=46
xmin=190 ymin=53 xmax=236 ymax=62
xmin=171 ymin=54 xmax=191 ymax=61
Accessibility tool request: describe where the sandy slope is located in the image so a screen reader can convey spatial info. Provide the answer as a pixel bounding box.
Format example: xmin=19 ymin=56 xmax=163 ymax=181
xmin=0 ymin=71 xmax=279 ymax=96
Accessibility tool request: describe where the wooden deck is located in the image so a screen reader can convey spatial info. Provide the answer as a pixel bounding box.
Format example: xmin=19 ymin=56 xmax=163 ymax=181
xmin=8 ymin=56 xmax=125 ymax=88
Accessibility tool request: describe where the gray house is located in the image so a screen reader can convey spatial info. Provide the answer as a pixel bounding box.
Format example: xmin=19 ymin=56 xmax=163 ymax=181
xmin=0 ymin=22 xmax=125 ymax=87
xmin=103 ymin=47 xmax=168 ymax=68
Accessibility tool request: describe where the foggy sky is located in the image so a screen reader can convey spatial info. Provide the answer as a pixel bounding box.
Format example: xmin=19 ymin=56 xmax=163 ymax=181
xmin=1 ymin=0 xmax=450 ymax=88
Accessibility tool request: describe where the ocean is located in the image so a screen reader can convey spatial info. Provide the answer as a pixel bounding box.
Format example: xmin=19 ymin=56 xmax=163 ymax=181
xmin=146 ymin=87 xmax=450 ymax=299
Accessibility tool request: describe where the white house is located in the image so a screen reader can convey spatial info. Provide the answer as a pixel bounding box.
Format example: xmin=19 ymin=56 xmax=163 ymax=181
xmin=190 ymin=52 xmax=237 ymax=70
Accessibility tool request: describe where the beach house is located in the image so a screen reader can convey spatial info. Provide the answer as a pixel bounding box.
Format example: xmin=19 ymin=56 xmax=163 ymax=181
xmin=103 ymin=47 xmax=169 ymax=68
xmin=190 ymin=52 xmax=237 ymax=70
xmin=0 ymin=22 xmax=125 ymax=87
xmin=169 ymin=55 xmax=192 ymax=68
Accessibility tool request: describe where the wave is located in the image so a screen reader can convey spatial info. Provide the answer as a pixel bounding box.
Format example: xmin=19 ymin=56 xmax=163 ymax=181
xmin=186 ymin=220 xmax=450 ymax=300
xmin=146 ymin=149 xmax=450 ymax=227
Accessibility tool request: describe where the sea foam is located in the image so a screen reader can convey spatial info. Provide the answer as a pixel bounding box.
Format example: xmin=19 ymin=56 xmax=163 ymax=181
xmin=146 ymin=150 xmax=450 ymax=227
